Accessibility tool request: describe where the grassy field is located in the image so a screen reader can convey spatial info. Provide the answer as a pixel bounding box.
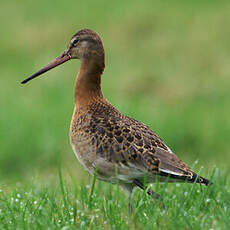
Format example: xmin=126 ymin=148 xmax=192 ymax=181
xmin=0 ymin=0 xmax=230 ymax=229
xmin=0 ymin=168 xmax=229 ymax=229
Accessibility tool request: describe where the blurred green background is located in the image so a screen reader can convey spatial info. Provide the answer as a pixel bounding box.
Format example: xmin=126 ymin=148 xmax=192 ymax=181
xmin=0 ymin=0 xmax=229 ymax=184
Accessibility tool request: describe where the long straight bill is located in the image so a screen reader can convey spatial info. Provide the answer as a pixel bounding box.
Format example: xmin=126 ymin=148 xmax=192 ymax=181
xmin=21 ymin=54 xmax=70 ymax=84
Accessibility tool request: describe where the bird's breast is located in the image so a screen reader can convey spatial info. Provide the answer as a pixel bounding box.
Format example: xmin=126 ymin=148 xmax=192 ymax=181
xmin=70 ymin=112 xmax=97 ymax=174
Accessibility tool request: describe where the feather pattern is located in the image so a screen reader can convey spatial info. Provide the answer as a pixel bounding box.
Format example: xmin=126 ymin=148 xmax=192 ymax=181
xmin=70 ymin=98 xmax=211 ymax=186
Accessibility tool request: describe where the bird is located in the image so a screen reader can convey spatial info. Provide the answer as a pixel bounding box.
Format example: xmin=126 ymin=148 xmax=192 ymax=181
xmin=21 ymin=29 xmax=211 ymax=211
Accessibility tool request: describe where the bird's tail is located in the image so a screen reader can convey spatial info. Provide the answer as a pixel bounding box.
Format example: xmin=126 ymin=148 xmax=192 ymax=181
xmin=187 ymin=173 xmax=213 ymax=186
xmin=159 ymin=170 xmax=213 ymax=186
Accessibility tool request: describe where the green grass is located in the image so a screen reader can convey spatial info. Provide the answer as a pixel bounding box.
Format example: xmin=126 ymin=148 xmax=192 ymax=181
xmin=0 ymin=168 xmax=229 ymax=229
xmin=1 ymin=0 xmax=230 ymax=228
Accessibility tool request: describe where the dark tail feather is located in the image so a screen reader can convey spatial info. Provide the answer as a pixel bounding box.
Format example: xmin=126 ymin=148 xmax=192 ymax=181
xmin=159 ymin=171 xmax=213 ymax=186
xmin=188 ymin=173 xmax=213 ymax=186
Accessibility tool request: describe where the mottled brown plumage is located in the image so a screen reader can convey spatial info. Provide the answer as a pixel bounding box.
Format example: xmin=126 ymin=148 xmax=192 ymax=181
xmin=22 ymin=29 xmax=211 ymax=209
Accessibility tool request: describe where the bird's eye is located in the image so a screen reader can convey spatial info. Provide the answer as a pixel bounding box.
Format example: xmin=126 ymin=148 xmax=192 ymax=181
xmin=72 ymin=39 xmax=79 ymax=46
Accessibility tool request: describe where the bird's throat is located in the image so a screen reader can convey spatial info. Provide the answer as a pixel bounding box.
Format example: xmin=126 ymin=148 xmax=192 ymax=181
xmin=74 ymin=59 xmax=104 ymax=108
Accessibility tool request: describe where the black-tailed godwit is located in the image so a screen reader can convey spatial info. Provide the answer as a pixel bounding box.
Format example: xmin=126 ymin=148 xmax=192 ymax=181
xmin=21 ymin=29 xmax=211 ymax=210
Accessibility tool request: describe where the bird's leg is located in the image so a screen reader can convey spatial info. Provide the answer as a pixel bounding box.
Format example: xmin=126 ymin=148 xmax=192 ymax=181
xmin=120 ymin=183 xmax=135 ymax=214
xmin=133 ymin=179 xmax=165 ymax=208
xmin=146 ymin=188 xmax=161 ymax=200
xmin=129 ymin=194 xmax=133 ymax=214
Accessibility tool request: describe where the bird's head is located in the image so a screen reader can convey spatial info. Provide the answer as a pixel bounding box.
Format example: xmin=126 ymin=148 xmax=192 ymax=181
xmin=67 ymin=29 xmax=104 ymax=60
xmin=21 ymin=29 xmax=104 ymax=84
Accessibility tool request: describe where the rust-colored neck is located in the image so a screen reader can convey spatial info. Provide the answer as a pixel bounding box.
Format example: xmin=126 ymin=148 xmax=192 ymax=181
xmin=74 ymin=58 xmax=105 ymax=108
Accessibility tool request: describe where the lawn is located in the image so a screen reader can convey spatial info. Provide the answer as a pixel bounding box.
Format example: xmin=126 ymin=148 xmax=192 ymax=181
xmin=0 ymin=0 xmax=230 ymax=229
xmin=0 ymin=168 xmax=229 ymax=229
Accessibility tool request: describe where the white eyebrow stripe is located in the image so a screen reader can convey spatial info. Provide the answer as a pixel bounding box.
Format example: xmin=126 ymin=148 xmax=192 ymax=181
xmin=71 ymin=38 xmax=77 ymax=44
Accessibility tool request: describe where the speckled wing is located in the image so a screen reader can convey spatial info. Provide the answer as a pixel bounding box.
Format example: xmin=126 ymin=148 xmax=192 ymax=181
xmin=122 ymin=115 xmax=194 ymax=179
xmin=88 ymin=101 xmax=194 ymax=182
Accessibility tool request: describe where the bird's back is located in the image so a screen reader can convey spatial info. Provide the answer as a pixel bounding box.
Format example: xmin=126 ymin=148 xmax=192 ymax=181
xmin=70 ymin=98 xmax=210 ymax=185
